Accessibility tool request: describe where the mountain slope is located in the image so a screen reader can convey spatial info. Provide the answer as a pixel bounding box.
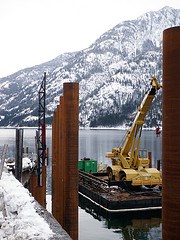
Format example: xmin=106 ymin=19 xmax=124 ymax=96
xmin=0 ymin=6 xmax=179 ymax=127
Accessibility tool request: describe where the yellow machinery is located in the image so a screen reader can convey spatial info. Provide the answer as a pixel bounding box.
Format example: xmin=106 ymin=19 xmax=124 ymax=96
xmin=106 ymin=77 xmax=162 ymax=187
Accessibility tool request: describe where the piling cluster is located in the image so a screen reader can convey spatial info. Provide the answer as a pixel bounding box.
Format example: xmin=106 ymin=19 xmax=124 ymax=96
xmin=52 ymin=82 xmax=79 ymax=240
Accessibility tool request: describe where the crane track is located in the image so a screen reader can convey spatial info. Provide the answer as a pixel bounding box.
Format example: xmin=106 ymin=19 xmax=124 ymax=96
xmin=79 ymin=170 xmax=162 ymax=197
xmin=79 ymin=170 xmax=109 ymax=192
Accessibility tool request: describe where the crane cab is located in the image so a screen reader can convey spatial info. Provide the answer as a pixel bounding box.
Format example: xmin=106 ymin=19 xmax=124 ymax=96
xmin=136 ymin=149 xmax=149 ymax=168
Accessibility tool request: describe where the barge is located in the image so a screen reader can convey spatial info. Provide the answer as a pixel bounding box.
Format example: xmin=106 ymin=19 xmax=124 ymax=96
xmin=78 ymin=168 xmax=162 ymax=215
xmin=78 ymin=78 xmax=162 ymax=214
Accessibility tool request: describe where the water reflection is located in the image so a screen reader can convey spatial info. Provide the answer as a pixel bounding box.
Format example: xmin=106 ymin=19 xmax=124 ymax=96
xmin=79 ymin=196 xmax=162 ymax=240
xmin=107 ymin=215 xmax=162 ymax=240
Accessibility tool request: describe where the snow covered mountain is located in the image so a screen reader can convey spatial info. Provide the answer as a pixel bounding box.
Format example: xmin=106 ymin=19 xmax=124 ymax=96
xmin=0 ymin=6 xmax=179 ymax=127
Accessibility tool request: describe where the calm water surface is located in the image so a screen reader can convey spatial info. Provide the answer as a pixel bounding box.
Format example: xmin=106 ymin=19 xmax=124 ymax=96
xmin=0 ymin=128 xmax=162 ymax=240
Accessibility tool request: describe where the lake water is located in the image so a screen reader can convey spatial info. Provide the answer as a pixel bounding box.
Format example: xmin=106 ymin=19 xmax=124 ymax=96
xmin=0 ymin=128 xmax=162 ymax=240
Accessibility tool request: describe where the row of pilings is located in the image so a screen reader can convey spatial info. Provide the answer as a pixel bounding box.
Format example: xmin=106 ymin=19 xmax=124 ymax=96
xmin=15 ymin=128 xmax=47 ymax=208
xmin=52 ymin=82 xmax=79 ymax=240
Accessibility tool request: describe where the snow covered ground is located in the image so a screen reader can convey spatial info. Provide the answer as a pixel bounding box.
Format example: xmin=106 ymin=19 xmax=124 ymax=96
xmin=0 ymin=168 xmax=54 ymax=240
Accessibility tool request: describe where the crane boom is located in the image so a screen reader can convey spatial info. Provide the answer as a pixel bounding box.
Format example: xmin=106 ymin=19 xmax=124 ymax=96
xmin=121 ymin=76 xmax=161 ymax=156
xmin=106 ymin=77 xmax=162 ymax=187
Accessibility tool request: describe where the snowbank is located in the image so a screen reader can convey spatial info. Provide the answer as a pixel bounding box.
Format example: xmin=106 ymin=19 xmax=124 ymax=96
xmin=0 ymin=169 xmax=53 ymax=240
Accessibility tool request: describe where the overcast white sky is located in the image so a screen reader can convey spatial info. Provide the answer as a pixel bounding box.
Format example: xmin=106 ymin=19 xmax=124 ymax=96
xmin=0 ymin=0 xmax=179 ymax=78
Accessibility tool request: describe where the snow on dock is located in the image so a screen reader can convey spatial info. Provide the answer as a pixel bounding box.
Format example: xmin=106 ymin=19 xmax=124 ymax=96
xmin=0 ymin=169 xmax=53 ymax=239
xmin=0 ymin=167 xmax=71 ymax=240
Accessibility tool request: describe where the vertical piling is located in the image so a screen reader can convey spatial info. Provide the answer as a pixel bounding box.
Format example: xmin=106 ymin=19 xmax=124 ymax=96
xmin=15 ymin=128 xmax=24 ymax=182
xmin=156 ymin=159 xmax=161 ymax=171
xmin=26 ymin=147 xmax=28 ymax=156
xmin=29 ymin=165 xmax=46 ymax=208
xmin=29 ymin=174 xmax=38 ymax=198
xmin=51 ymin=83 xmax=79 ymax=239
xmin=35 ymin=164 xmax=46 ymax=208
xmin=52 ymin=104 xmax=64 ymax=224
xmin=58 ymin=96 xmax=64 ymax=227
xmin=162 ymin=26 xmax=180 ymax=239
xmin=52 ymin=109 xmax=58 ymax=218
xmin=148 ymin=152 xmax=152 ymax=168
xmin=62 ymin=83 xmax=79 ymax=240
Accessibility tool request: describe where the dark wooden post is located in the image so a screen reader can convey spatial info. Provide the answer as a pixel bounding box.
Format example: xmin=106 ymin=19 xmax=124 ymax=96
xmin=148 ymin=152 xmax=152 ymax=168
xmin=15 ymin=128 xmax=23 ymax=182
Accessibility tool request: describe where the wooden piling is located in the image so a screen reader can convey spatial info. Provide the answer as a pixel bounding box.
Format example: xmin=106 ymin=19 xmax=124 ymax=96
xmin=15 ymin=128 xmax=23 ymax=182
xmin=26 ymin=147 xmax=28 ymax=155
xmin=156 ymin=160 xmax=161 ymax=171
xmin=148 ymin=152 xmax=152 ymax=168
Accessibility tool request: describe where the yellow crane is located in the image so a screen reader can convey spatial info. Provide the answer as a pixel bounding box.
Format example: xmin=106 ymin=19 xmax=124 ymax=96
xmin=106 ymin=77 xmax=162 ymax=187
